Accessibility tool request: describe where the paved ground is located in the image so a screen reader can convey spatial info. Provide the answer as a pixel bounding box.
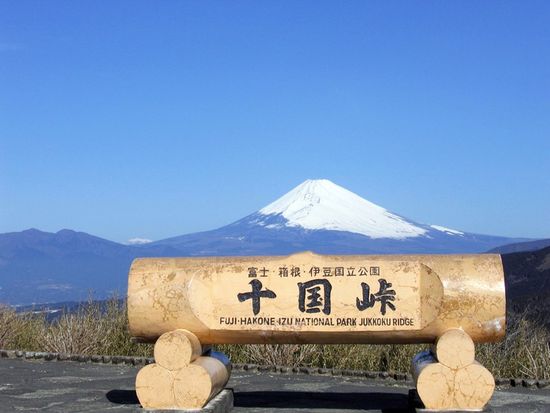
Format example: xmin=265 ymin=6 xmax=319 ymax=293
xmin=0 ymin=358 xmax=549 ymax=412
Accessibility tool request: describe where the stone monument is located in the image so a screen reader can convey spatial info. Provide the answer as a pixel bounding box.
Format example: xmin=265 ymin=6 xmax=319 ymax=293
xmin=127 ymin=252 xmax=505 ymax=411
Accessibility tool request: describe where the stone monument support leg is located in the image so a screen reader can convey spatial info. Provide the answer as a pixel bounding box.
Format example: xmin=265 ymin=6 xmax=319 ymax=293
xmin=412 ymin=329 xmax=495 ymax=411
xmin=135 ymin=329 xmax=231 ymax=410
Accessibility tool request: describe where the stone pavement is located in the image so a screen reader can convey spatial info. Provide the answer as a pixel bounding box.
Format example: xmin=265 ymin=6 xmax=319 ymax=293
xmin=0 ymin=358 xmax=549 ymax=412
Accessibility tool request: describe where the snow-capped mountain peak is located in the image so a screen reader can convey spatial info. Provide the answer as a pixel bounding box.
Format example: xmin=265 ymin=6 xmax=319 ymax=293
xmin=258 ymin=179 xmax=427 ymax=239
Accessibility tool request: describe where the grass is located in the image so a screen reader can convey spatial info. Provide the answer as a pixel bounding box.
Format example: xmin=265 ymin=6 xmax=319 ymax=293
xmin=1 ymin=298 xmax=153 ymax=358
xmin=1 ymin=299 xmax=548 ymax=379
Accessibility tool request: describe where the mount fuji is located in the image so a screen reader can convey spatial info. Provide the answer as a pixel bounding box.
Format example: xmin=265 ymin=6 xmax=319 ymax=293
xmin=0 ymin=179 xmax=530 ymax=304
xmin=150 ymin=179 xmax=527 ymax=255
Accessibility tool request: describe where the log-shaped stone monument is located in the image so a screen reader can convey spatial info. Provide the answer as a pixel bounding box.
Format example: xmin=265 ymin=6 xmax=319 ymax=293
xmin=128 ymin=252 xmax=505 ymax=411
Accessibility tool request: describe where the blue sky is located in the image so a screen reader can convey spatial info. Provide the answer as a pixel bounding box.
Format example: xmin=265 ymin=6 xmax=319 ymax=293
xmin=1 ymin=1 xmax=549 ymax=242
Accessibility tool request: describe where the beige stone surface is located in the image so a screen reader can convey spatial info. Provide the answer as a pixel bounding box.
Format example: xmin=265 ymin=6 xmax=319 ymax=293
xmin=412 ymin=348 xmax=495 ymax=411
xmin=433 ymin=328 xmax=475 ymax=369
xmin=414 ymin=352 xmax=456 ymax=410
xmin=454 ymin=362 xmax=495 ymax=410
xmin=154 ymin=329 xmax=203 ymax=371
xmin=135 ymin=354 xmax=231 ymax=410
xmin=135 ymin=333 xmax=231 ymax=411
xmin=173 ymin=355 xmax=231 ymax=408
xmin=172 ymin=364 xmax=211 ymax=408
xmin=128 ymin=252 xmax=505 ymax=344
xmin=135 ymin=363 xmax=176 ymax=409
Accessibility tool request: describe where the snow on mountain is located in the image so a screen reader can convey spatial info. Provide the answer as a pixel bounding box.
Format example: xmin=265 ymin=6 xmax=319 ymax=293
xmin=257 ymin=179 xmax=427 ymax=239
xmin=429 ymin=225 xmax=464 ymax=236
xmin=154 ymin=178 xmax=529 ymax=256
xmin=127 ymin=237 xmax=153 ymax=245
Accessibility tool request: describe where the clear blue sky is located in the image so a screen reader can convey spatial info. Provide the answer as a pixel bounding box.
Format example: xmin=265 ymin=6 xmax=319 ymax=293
xmin=1 ymin=1 xmax=549 ymax=243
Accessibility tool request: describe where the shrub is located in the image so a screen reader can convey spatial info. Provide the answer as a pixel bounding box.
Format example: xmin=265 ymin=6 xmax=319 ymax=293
xmin=1 ymin=297 xmax=152 ymax=357
xmin=2 ymin=298 xmax=548 ymax=379
xmin=0 ymin=305 xmax=45 ymax=350
xmin=476 ymin=311 xmax=550 ymax=380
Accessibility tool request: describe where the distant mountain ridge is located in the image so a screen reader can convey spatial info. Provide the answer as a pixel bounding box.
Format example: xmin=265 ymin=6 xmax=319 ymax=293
xmin=0 ymin=228 xmax=181 ymax=304
xmin=0 ymin=179 xmax=534 ymax=304
xmin=501 ymin=245 xmax=550 ymax=326
xmin=488 ymin=238 xmax=550 ymax=254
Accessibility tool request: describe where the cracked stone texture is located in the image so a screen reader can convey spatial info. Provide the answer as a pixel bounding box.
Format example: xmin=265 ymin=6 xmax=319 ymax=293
xmin=1 ymin=358 xmax=549 ymax=412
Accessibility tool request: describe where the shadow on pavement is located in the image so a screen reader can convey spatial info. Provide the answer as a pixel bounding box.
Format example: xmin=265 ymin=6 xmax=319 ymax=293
xmin=106 ymin=389 xmax=140 ymax=405
xmin=234 ymin=390 xmax=414 ymax=412
xmin=106 ymin=389 xmax=415 ymax=412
